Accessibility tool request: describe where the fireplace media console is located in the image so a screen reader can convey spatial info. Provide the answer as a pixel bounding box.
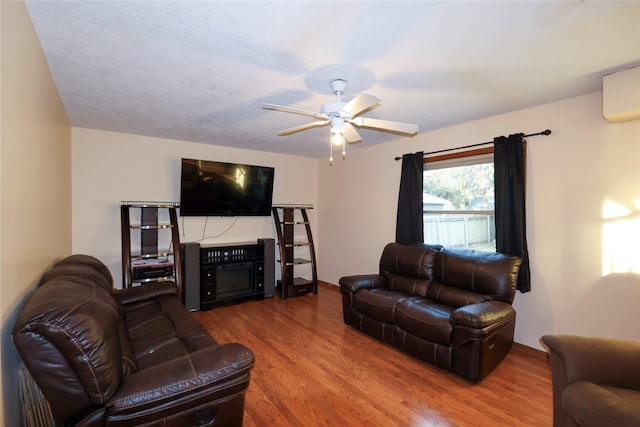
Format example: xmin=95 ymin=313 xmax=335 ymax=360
xmin=182 ymin=239 xmax=275 ymax=311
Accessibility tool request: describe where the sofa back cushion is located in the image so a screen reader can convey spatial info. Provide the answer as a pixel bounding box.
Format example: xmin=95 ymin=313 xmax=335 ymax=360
xmin=39 ymin=254 xmax=114 ymax=291
xmin=425 ymin=282 xmax=491 ymax=307
xmin=432 ymin=247 xmax=521 ymax=304
xmin=379 ymin=243 xmax=441 ymax=296
xmin=39 ymin=255 xmax=139 ymax=376
xmin=12 ymin=255 xmax=135 ymax=422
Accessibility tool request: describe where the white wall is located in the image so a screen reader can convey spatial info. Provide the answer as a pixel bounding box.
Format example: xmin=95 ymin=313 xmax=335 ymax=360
xmin=72 ymin=128 xmax=318 ymax=287
xmin=318 ymin=91 xmax=640 ymax=350
xmin=1 ymin=2 xmax=72 ymax=425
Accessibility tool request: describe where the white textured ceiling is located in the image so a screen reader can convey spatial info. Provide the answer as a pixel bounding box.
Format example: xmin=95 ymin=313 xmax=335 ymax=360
xmin=25 ymin=1 xmax=640 ymax=158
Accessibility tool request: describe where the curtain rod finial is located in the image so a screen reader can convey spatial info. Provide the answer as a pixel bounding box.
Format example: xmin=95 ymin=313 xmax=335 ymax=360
xmin=543 ymin=129 xmax=551 ymax=135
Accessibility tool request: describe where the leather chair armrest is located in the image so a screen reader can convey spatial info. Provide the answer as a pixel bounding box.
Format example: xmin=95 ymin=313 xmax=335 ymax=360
xmin=113 ymin=281 xmax=178 ymax=305
xmin=563 ymin=381 xmax=640 ymax=426
xmin=450 ymin=301 xmax=514 ymax=328
xmin=106 ymin=342 xmax=254 ymax=416
xmin=339 ymin=274 xmax=386 ymax=294
xmin=541 ymin=335 xmax=640 ymax=389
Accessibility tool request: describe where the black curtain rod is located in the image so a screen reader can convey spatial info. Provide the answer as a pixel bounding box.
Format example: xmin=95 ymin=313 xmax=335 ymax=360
xmin=394 ymin=129 xmax=552 ymax=161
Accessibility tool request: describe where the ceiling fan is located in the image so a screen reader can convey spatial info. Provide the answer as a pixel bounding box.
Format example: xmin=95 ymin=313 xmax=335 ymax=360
xmin=262 ymin=79 xmax=418 ymax=162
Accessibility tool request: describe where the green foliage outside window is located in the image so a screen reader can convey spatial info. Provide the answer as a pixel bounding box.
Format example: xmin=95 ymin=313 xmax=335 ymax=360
xmin=423 ymin=163 xmax=494 ymax=210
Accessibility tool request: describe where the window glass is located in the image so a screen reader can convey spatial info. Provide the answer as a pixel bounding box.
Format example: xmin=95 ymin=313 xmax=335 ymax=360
xmin=423 ymin=154 xmax=495 ymax=251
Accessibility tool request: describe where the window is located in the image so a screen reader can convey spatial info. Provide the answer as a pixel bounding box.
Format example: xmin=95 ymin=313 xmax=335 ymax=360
xmin=423 ymin=148 xmax=495 ymax=251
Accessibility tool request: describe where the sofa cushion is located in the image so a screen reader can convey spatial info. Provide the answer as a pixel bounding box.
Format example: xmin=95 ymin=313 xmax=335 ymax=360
xmin=384 ymin=275 xmax=434 ymax=297
xmin=117 ymin=318 xmax=139 ymax=376
xmin=433 ymin=247 xmax=521 ymax=303
xmin=352 ymin=289 xmax=416 ymax=324
xmin=563 ymin=381 xmax=640 ymax=426
xmin=123 ymin=293 xmax=217 ymax=370
xmin=394 ymin=299 xmax=454 ymax=345
xmin=380 ymin=244 xmax=439 ymax=296
xmin=427 ymin=281 xmax=490 ymax=308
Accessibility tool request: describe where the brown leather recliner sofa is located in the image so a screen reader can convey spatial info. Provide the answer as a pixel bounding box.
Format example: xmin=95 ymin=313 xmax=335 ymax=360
xmin=340 ymin=243 xmax=522 ymax=383
xmin=541 ymin=334 xmax=640 ymax=426
xmin=13 ymin=254 xmax=255 ymax=427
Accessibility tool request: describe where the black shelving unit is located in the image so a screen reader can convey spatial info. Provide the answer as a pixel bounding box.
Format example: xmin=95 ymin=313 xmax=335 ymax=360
xmin=272 ymin=204 xmax=317 ymax=299
xmin=120 ymin=202 xmax=183 ymax=300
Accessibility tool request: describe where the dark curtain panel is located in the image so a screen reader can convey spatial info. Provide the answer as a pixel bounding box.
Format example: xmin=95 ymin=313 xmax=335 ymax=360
xmin=396 ymin=151 xmax=424 ymax=244
xmin=494 ymin=134 xmax=531 ymax=292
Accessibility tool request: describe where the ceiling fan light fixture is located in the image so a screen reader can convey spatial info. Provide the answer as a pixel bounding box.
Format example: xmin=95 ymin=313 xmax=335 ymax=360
xmin=328 ymin=133 xmax=346 ymax=165
xmin=330 ymin=117 xmax=345 ymax=146
xmin=329 ymin=119 xmax=347 ymax=164
xmin=331 ymin=129 xmax=345 ymax=146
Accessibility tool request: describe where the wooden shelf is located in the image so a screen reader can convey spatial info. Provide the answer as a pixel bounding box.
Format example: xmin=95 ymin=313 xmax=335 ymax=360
xmin=283 ymin=241 xmax=311 ymax=247
xmin=279 ymin=257 xmax=312 ymax=266
xmin=276 ymin=277 xmax=315 ymax=297
xmin=130 ymin=224 xmax=174 ymax=230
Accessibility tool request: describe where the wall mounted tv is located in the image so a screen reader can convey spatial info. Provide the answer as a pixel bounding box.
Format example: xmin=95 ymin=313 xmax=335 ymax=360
xmin=180 ymin=158 xmax=275 ymax=216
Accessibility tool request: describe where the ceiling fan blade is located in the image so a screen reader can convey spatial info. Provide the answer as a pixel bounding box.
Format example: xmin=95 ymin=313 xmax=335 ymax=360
xmin=278 ymin=119 xmax=330 ymax=136
xmin=340 ymin=93 xmax=380 ymax=118
xmin=263 ymin=103 xmax=327 ymax=120
xmin=351 ymin=117 xmax=418 ymax=136
xmin=344 ymin=123 xmax=362 ymax=144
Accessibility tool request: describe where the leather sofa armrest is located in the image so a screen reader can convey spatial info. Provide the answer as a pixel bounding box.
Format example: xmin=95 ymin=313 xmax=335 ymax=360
xmin=106 ymin=343 xmax=254 ymax=416
xmin=113 ymin=281 xmax=178 ymax=305
xmin=541 ymin=335 xmax=640 ymax=389
xmin=450 ymin=301 xmax=514 ymax=328
xmin=339 ymin=274 xmax=386 ymax=294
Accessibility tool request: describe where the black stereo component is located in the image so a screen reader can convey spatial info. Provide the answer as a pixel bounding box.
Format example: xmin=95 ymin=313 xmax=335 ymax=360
xmin=182 ymin=241 xmax=267 ymax=310
xmin=131 ymin=259 xmax=174 ymax=280
xmin=258 ymin=238 xmax=275 ymax=298
xmin=182 ymin=242 xmax=201 ymax=311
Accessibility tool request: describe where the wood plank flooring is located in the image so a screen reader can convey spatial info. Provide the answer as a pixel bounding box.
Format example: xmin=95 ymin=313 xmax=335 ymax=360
xmin=195 ymin=282 xmax=553 ymax=427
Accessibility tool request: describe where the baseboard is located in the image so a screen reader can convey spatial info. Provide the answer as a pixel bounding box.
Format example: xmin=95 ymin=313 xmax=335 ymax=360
xmin=318 ymin=280 xmax=338 ymax=288
xmin=513 ymin=342 xmax=548 ymax=360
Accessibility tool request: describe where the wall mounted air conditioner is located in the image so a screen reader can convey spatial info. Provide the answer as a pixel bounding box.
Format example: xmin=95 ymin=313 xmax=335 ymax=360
xmin=602 ymin=66 xmax=640 ymax=123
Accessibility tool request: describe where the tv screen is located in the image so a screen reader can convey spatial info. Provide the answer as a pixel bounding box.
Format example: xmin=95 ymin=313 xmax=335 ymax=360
xmin=180 ymin=158 xmax=274 ymax=216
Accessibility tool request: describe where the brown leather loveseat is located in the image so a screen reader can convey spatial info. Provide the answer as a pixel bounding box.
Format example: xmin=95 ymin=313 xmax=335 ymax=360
xmin=340 ymin=243 xmax=522 ymax=383
xmin=13 ymin=254 xmax=254 ymax=426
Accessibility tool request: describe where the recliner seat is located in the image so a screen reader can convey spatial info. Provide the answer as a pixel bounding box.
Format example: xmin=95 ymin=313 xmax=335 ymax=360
xmin=13 ymin=254 xmax=254 ymax=426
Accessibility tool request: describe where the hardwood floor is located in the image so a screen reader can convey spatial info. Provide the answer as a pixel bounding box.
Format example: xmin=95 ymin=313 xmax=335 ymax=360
xmin=195 ymin=282 xmax=553 ymax=426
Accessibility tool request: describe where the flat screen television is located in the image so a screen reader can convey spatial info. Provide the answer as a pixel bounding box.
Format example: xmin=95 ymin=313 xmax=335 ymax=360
xmin=180 ymin=158 xmax=275 ymax=216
